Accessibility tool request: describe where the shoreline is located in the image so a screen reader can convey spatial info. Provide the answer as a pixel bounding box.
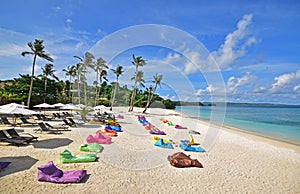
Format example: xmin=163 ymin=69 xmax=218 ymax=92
xmin=173 ymin=108 xmax=300 ymax=150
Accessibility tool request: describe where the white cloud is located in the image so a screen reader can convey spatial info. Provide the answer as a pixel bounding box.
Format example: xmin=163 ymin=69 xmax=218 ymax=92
xmin=227 ymin=72 xmax=254 ymax=94
xmin=0 ymin=43 xmax=27 ymax=57
xmin=210 ymin=14 xmax=256 ymax=69
xmin=270 ymin=70 xmax=300 ymax=93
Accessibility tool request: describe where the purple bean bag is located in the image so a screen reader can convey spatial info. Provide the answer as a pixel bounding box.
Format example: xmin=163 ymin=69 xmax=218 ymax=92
xmin=0 ymin=162 xmax=11 ymax=170
xmin=149 ymin=128 xmax=166 ymax=135
xmin=38 ymin=161 xmax=86 ymax=183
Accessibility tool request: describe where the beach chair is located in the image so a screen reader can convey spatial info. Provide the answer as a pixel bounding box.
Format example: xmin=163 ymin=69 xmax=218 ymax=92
xmin=40 ymin=114 xmax=53 ymax=121
xmin=45 ymin=122 xmax=70 ymax=130
xmin=0 ymin=130 xmax=28 ymax=146
xmin=62 ymin=119 xmax=76 ymax=127
xmin=5 ymin=128 xmax=38 ymax=142
xmin=36 ymin=122 xmax=62 ymax=134
xmin=1 ymin=117 xmax=16 ymax=126
xmin=19 ymin=117 xmax=37 ymax=126
xmin=68 ymin=118 xmax=84 ymax=127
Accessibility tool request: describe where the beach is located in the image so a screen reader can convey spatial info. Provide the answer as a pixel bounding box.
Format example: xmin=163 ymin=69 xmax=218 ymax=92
xmin=0 ymin=107 xmax=299 ymax=193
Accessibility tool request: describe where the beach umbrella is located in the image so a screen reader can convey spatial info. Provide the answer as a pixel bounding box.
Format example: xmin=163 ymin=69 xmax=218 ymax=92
xmin=0 ymin=106 xmax=38 ymax=115
xmin=52 ymin=103 xmax=65 ymax=107
xmin=0 ymin=103 xmax=28 ymax=109
xmin=60 ymin=104 xmax=82 ymax=110
xmin=34 ymin=103 xmax=54 ymax=108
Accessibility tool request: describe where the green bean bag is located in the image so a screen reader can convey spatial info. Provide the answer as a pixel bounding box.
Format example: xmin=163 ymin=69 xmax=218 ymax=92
xmin=60 ymin=149 xmax=97 ymax=163
xmin=79 ymin=143 xmax=103 ymax=153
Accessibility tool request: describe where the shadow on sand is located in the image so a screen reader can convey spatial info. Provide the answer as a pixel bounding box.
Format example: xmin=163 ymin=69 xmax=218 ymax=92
xmin=33 ymin=138 xmax=73 ymax=149
xmin=0 ymin=155 xmax=38 ymax=177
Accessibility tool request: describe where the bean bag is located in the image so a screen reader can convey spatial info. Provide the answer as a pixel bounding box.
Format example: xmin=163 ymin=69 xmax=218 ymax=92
xmin=180 ymin=142 xmax=205 ymax=152
xmin=149 ymin=128 xmax=166 ymax=135
xmin=175 ymin=124 xmax=187 ymax=129
xmin=38 ymin=161 xmax=87 ymax=183
xmin=167 ymin=152 xmax=203 ymax=168
xmin=0 ymin=162 xmax=11 ymax=170
xmin=102 ymin=128 xmax=118 ymax=137
xmin=79 ymin=143 xmax=103 ymax=153
xmin=86 ymin=133 xmax=111 ymax=144
xmin=60 ymin=149 xmax=97 ymax=163
xmin=154 ymin=138 xmax=173 ymax=149
xmin=167 ymin=121 xmax=175 ymax=126
xmin=152 ymin=136 xmax=172 ymax=143
xmin=105 ymin=125 xmax=122 ymax=132
xmin=180 ymin=135 xmax=197 ymax=146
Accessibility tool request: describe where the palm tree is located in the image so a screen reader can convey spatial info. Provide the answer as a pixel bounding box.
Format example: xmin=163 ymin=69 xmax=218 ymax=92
xmin=94 ymin=57 xmax=108 ymax=106
xmin=143 ymin=73 xmax=163 ymax=113
xmin=110 ymin=65 xmax=124 ymax=110
xmin=41 ymin=63 xmax=58 ymax=102
xmin=129 ymin=70 xmax=145 ymax=111
xmin=73 ymin=57 xmax=83 ymax=104
xmin=21 ymin=39 xmax=53 ymax=107
xmin=128 ymin=54 xmax=146 ymax=112
xmin=82 ymin=52 xmax=95 ymax=105
xmin=62 ymin=65 xmax=77 ymax=102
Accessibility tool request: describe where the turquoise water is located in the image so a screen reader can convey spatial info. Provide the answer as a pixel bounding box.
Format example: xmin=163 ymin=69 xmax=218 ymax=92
xmin=175 ymin=105 xmax=300 ymax=143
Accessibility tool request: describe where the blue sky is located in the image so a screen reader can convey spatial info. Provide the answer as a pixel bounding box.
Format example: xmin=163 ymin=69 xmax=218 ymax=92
xmin=0 ymin=0 xmax=299 ymax=104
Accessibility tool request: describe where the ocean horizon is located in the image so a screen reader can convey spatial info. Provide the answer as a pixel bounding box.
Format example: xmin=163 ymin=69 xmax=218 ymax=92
xmin=175 ymin=105 xmax=300 ymax=144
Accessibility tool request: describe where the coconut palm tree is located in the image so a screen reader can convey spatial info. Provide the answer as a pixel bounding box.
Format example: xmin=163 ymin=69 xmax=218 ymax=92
xmin=110 ymin=65 xmax=124 ymax=110
xmin=82 ymin=52 xmax=95 ymax=105
xmin=143 ymin=73 xmax=163 ymax=113
xmin=94 ymin=57 xmax=108 ymax=106
xmin=73 ymin=57 xmax=84 ymax=104
xmin=129 ymin=70 xmax=145 ymax=111
xmin=21 ymin=39 xmax=53 ymax=107
xmin=62 ymin=65 xmax=77 ymax=102
xmin=41 ymin=63 xmax=58 ymax=102
xmin=129 ymin=54 xmax=146 ymax=112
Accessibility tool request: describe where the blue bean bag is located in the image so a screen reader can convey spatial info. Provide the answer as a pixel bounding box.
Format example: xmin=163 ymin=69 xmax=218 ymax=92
xmin=38 ymin=161 xmax=86 ymax=183
xmin=106 ymin=125 xmax=122 ymax=132
xmin=180 ymin=142 xmax=205 ymax=152
xmin=0 ymin=162 xmax=11 ymax=170
xmin=154 ymin=138 xmax=173 ymax=149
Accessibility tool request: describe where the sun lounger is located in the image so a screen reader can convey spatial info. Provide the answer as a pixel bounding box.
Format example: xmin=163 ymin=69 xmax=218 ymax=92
xmin=0 ymin=130 xmax=28 ymax=146
xmin=19 ymin=117 xmax=37 ymax=126
xmin=45 ymin=123 xmax=69 ymax=130
xmin=35 ymin=122 xmax=62 ymax=134
xmin=38 ymin=161 xmax=87 ymax=183
xmin=62 ymin=119 xmax=76 ymax=127
xmin=5 ymin=128 xmax=38 ymax=142
xmin=1 ymin=117 xmax=16 ymax=126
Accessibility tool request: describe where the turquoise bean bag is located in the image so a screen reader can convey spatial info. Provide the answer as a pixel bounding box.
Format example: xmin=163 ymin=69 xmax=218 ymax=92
xmin=79 ymin=143 xmax=103 ymax=153
xmin=154 ymin=138 xmax=173 ymax=149
xmin=60 ymin=149 xmax=97 ymax=163
xmin=180 ymin=142 xmax=205 ymax=152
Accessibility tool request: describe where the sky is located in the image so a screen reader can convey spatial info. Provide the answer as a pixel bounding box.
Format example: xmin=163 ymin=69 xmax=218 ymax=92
xmin=0 ymin=0 xmax=300 ymax=104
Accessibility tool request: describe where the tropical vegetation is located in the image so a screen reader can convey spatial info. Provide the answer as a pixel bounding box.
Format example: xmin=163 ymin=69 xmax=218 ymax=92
xmin=0 ymin=39 xmax=176 ymax=111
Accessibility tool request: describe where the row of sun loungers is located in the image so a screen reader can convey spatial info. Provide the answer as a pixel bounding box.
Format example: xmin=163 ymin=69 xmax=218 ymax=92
xmin=0 ymin=128 xmax=38 ymax=146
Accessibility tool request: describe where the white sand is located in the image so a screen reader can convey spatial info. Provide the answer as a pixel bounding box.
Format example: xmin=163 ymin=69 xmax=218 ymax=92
xmin=0 ymin=107 xmax=299 ymax=193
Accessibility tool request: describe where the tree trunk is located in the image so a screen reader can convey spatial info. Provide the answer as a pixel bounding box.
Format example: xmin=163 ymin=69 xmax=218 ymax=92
xmin=27 ymin=54 xmax=37 ymax=107
xmin=44 ymin=78 xmax=47 ymax=103
xmin=110 ymin=79 xmax=118 ymax=110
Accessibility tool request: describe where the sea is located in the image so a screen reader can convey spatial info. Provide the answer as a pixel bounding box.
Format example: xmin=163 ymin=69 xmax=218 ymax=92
xmin=175 ymin=105 xmax=300 ymax=143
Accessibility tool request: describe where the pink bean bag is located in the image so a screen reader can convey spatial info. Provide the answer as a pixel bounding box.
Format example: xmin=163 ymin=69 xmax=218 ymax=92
xmin=86 ymin=133 xmax=111 ymax=144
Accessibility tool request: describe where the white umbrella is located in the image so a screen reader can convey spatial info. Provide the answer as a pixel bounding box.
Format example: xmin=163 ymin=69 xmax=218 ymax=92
xmin=0 ymin=103 xmax=28 ymax=109
xmin=92 ymin=105 xmax=107 ymax=110
xmin=0 ymin=106 xmax=38 ymax=115
xmin=33 ymin=103 xmax=54 ymax=108
xmin=60 ymin=104 xmax=82 ymax=110
xmin=52 ymin=103 xmax=65 ymax=107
